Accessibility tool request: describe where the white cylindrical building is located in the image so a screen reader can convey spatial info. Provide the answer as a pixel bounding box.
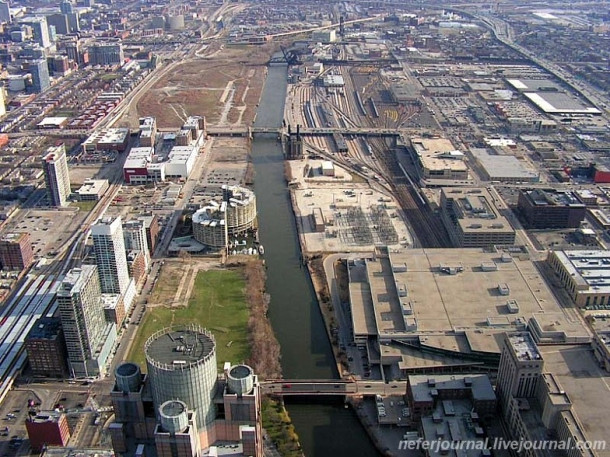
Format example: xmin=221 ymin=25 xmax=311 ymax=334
xmin=222 ymin=185 xmax=257 ymax=235
xmin=192 ymin=202 xmax=228 ymax=248
xmin=145 ymin=325 xmax=218 ymax=429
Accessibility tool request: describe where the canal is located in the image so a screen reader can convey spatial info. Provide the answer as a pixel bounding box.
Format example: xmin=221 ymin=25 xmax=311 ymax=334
xmin=251 ymin=64 xmax=381 ymax=456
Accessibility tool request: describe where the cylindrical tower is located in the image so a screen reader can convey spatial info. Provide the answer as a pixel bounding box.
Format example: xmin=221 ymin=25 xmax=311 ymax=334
xmin=115 ymin=362 xmax=141 ymax=393
xmin=222 ymin=185 xmax=257 ymax=235
xmin=227 ymin=365 xmax=254 ymax=395
xmin=145 ymin=325 xmax=217 ymax=429
xmin=159 ymin=400 xmax=189 ymax=434
xmin=192 ymin=203 xmax=228 ymax=248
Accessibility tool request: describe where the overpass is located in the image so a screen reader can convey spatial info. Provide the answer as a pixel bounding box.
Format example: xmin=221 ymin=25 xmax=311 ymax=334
xmin=261 ymin=379 xmax=407 ymax=397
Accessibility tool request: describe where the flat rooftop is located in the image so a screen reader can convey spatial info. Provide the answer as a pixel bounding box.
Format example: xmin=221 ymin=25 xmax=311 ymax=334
xmin=539 ymin=345 xmax=610 ymax=457
xmin=506 ymin=78 xmax=562 ymax=92
xmin=411 ymin=137 xmax=468 ymax=173
xmin=409 ymin=374 xmax=496 ymax=403
xmin=348 ymin=248 xmax=588 ymax=353
xmin=145 ymin=327 xmax=215 ymax=367
xmin=524 ymin=92 xmax=601 ymax=115
xmin=471 ymin=148 xmax=539 ymax=181
xmin=441 ymin=187 xmax=513 ymax=235
xmin=507 ymin=332 xmax=541 ymax=362
xmin=551 ymin=250 xmax=610 ymax=294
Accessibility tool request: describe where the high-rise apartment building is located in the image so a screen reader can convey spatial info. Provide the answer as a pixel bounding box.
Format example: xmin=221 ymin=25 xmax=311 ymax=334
xmin=496 ymin=332 xmax=544 ymax=413
xmin=0 ymin=88 xmax=6 ymax=117
xmin=57 ymin=265 xmax=107 ymax=377
xmin=42 ymin=144 xmax=71 ymax=207
xmin=89 ymin=41 xmax=124 ymax=66
xmin=0 ymin=232 xmax=34 ymax=271
xmin=46 ymin=13 xmax=69 ymax=35
xmin=137 ymin=214 xmax=160 ymax=255
xmin=92 ymin=216 xmax=130 ymax=295
xmin=123 ymin=219 xmax=151 ymax=268
xmin=66 ymin=11 xmax=79 ymax=33
xmin=59 ymin=0 xmax=73 ymax=14
xmin=25 ymin=317 xmax=69 ymax=377
xmin=0 ymin=0 xmax=10 ymax=24
xmin=29 ymin=59 xmax=51 ymax=93
xmin=24 ymin=17 xmax=51 ymax=47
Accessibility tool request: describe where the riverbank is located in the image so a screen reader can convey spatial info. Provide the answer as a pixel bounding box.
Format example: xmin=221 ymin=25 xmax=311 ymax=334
xmin=286 ymin=158 xmax=394 ymax=457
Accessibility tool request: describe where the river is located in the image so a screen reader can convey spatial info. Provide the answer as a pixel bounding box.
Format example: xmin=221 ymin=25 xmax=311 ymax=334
xmin=251 ymin=64 xmax=380 ymax=456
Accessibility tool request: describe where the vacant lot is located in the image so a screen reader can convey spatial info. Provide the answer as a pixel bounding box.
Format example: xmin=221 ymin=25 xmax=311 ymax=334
xmin=136 ymin=46 xmax=272 ymax=128
xmin=127 ymin=268 xmax=249 ymax=370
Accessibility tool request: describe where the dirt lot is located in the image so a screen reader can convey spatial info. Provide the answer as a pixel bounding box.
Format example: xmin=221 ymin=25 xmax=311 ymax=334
xmin=136 ymin=46 xmax=273 ymax=128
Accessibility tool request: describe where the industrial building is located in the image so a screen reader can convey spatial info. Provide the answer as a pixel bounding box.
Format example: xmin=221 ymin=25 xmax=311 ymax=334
xmin=165 ymin=145 xmax=197 ymax=179
xmin=42 ymin=144 xmax=71 ymax=207
xmin=345 ymin=246 xmax=588 ymax=376
xmin=25 ymin=317 xmax=68 ymax=378
xmin=409 ymin=137 xmax=468 ymax=182
xmin=123 ymin=146 xmax=153 ymax=184
xmin=57 ymin=265 xmax=117 ymax=377
xmin=74 ymin=179 xmax=108 ymax=201
xmin=88 ymin=41 xmax=124 ymax=66
xmin=311 ymin=29 xmax=336 ymax=42
xmin=0 ymin=232 xmax=33 ymax=271
xmin=547 ymin=250 xmax=610 ymax=307
xmin=139 ymin=116 xmax=157 ymax=147
xmin=517 ymin=189 xmax=586 ymax=229
xmin=407 ymin=374 xmax=497 ymax=422
xmin=25 ymin=411 xmax=71 ymax=451
xmin=82 ymin=128 xmax=130 ymax=153
xmin=440 ymin=187 xmax=515 ymax=248
xmin=92 ymin=216 xmax=130 ymax=295
xmin=470 ymin=148 xmax=539 ymax=183
xmin=107 ymin=326 xmax=263 ymax=456
xmin=123 ymin=116 xmax=204 ymax=184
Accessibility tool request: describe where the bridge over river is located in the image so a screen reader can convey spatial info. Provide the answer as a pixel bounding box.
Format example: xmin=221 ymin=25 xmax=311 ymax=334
xmin=261 ymin=379 xmax=407 ymax=397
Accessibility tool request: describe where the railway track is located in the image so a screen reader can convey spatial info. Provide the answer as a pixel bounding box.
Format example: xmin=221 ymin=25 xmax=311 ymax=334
xmin=368 ymin=138 xmax=451 ymax=249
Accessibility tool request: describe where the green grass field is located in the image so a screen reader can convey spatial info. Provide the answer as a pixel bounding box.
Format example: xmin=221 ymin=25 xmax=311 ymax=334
xmin=127 ymin=269 xmax=250 ymax=371
xmin=72 ymin=200 xmax=97 ymax=212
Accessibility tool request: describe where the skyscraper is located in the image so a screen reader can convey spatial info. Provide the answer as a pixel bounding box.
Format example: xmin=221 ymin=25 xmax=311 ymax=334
xmin=66 ymin=11 xmax=79 ymax=33
xmin=29 ymin=59 xmax=51 ymax=93
xmin=0 ymin=0 xmax=10 ymax=24
xmin=24 ymin=17 xmax=51 ymax=48
xmin=59 ymin=0 xmax=73 ymax=14
xmin=92 ymin=216 xmax=130 ymax=295
xmin=42 ymin=144 xmax=71 ymax=207
xmin=496 ymin=332 xmax=544 ymax=412
xmin=46 ymin=13 xmax=69 ymax=35
xmin=57 ymin=265 xmax=107 ymax=377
